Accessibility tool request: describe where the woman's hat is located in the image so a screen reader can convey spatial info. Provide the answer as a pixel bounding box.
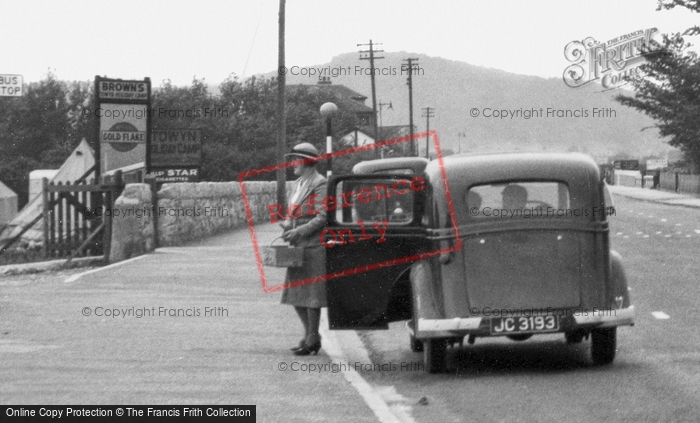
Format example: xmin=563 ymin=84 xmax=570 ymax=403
xmin=285 ymin=142 xmax=320 ymax=160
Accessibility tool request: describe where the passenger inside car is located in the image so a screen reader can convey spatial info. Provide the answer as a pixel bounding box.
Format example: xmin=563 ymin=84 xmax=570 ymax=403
xmin=466 ymin=191 xmax=482 ymax=217
xmin=501 ymin=184 xmax=528 ymax=210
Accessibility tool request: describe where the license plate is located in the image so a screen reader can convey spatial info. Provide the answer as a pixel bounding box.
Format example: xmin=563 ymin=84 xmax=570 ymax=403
xmin=490 ymin=315 xmax=559 ymax=335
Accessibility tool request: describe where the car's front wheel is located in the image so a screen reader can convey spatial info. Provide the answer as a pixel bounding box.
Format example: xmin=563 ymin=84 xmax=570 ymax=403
xmin=423 ymin=338 xmax=448 ymax=373
xmin=591 ymin=327 xmax=617 ymax=365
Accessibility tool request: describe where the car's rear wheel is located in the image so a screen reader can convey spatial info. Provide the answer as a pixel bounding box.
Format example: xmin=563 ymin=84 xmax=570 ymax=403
xmin=410 ymin=334 xmax=424 ymax=352
xmin=591 ymin=327 xmax=617 ymax=365
xmin=423 ymin=338 xmax=448 ymax=373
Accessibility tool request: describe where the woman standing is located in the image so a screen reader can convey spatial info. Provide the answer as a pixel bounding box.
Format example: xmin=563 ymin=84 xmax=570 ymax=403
xmin=280 ymin=142 xmax=327 ymax=356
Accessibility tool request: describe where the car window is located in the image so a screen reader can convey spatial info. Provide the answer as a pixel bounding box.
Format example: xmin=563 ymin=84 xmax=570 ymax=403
xmin=466 ymin=181 xmax=571 ymax=219
xmin=372 ymin=168 xmax=414 ymax=175
xmin=334 ymin=178 xmax=415 ymax=225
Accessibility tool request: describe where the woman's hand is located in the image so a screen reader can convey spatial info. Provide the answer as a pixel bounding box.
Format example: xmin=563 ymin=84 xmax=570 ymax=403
xmin=282 ymin=228 xmax=301 ymax=244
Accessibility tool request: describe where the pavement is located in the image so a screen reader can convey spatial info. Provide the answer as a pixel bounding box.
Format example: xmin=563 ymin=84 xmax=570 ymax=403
xmin=0 ymin=222 xmax=385 ymax=422
xmin=0 ymin=256 xmax=103 ymax=276
xmin=608 ymin=185 xmax=700 ymax=208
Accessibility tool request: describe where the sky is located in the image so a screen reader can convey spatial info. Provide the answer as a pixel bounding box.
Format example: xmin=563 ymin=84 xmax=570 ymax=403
xmin=2 ymin=0 xmax=698 ymax=85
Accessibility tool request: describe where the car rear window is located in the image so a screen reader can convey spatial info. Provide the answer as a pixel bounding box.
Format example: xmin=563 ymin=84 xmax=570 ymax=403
xmin=372 ymin=168 xmax=414 ymax=175
xmin=466 ymin=181 xmax=571 ymax=219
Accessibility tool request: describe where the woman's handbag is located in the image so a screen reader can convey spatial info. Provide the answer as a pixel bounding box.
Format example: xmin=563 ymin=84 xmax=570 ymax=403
xmin=261 ymin=236 xmax=304 ymax=268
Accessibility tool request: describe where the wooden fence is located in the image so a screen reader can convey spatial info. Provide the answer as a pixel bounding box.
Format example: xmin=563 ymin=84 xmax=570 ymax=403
xmin=659 ymin=172 xmax=700 ymax=194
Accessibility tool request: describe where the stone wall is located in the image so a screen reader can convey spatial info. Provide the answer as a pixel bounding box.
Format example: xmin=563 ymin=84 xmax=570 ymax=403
xmin=110 ymin=181 xmax=292 ymax=261
xmin=157 ymin=181 xmax=283 ymax=246
xmin=109 ymin=184 xmax=155 ymax=262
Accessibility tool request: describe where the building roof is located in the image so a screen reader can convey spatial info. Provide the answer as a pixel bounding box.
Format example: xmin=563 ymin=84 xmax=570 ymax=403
xmin=287 ymin=83 xmax=374 ymax=114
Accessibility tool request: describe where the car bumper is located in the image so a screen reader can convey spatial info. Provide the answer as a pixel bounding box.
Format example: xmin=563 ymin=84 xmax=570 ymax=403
xmin=412 ymin=305 xmax=635 ymax=339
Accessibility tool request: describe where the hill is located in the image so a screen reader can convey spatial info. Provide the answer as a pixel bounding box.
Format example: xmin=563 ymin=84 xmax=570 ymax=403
xmin=262 ymin=51 xmax=675 ymax=162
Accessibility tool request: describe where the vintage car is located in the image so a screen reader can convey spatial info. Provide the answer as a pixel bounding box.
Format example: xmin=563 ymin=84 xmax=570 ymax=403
xmin=324 ymin=152 xmax=634 ymax=373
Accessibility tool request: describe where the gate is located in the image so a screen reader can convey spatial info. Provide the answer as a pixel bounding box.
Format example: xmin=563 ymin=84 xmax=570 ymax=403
xmin=41 ymin=174 xmax=124 ymax=261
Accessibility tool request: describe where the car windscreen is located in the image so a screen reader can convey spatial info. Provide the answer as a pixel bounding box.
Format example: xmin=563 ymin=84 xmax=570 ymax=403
xmin=334 ymin=178 xmax=418 ymax=225
xmin=466 ymin=181 xmax=572 ymax=219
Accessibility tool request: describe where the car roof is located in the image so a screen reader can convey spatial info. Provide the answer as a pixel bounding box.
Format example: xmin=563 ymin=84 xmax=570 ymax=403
xmin=352 ymin=157 xmax=429 ymax=175
xmin=425 ymin=152 xmax=600 ymax=189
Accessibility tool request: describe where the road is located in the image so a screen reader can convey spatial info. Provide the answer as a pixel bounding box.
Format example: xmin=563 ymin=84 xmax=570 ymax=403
xmin=1 ymin=193 xmax=698 ymax=422
xmin=355 ymin=193 xmax=700 ymax=422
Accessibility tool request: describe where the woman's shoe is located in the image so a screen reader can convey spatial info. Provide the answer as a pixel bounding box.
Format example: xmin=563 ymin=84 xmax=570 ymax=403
xmin=290 ymin=340 xmax=305 ymax=351
xmin=293 ymin=340 xmax=321 ymax=356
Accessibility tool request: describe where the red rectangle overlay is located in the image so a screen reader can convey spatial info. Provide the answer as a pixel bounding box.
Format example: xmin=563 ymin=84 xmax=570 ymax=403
xmin=238 ymin=131 xmax=461 ymax=293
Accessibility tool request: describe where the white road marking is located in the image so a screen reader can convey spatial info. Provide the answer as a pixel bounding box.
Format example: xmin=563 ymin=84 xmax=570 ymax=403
xmin=616 ymin=232 xmax=623 ymax=236
xmin=157 ymin=246 xmax=233 ymax=253
xmin=694 ymin=230 xmax=700 ymax=234
xmin=652 ymin=311 xmax=670 ymax=320
xmin=676 ymin=223 xmax=682 ymax=226
xmin=623 ymin=235 xmax=630 ymax=239
xmin=643 ymin=235 xmax=649 ymax=238
xmin=320 ymin=312 xmax=412 ymax=423
xmin=661 ymin=219 xmax=668 ymax=222
xmin=64 ymin=255 xmax=147 ymax=283
xmin=656 ymin=231 xmax=662 ymax=235
xmin=686 ymin=235 xmax=692 ymax=238
xmin=665 ymin=235 xmax=672 ymax=238
xmin=636 ymin=231 xmax=643 ymax=235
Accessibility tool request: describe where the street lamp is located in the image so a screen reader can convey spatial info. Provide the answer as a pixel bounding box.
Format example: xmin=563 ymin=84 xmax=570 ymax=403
xmin=457 ymin=131 xmax=466 ymax=154
xmin=320 ymin=102 xmax=338 ymax=177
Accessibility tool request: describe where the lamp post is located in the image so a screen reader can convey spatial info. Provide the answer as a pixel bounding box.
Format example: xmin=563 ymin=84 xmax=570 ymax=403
xmin=320 ymin=102 xmax=338 ymax=177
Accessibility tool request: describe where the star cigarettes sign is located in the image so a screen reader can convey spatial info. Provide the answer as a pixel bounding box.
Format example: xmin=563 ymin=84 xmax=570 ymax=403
xmin=150 ymin=129 xmax=202 ymax=183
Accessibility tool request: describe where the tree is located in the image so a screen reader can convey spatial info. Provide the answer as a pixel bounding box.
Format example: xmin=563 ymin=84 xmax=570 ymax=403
xmin=0 ymin=71 xmax=91 ymax=206
xmin=615 ymin=0 xmax=700 ymax=171
xmin=0 ymin=71 xmax=380 ymax=192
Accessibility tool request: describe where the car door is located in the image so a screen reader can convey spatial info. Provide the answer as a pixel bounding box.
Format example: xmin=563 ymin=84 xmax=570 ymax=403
xmin=325 ymin=174 xmax=428 ymax=329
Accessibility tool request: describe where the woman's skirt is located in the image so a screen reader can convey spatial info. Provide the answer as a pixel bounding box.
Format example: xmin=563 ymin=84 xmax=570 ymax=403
xmin=280 ymin=246 xmax=327 ymax=308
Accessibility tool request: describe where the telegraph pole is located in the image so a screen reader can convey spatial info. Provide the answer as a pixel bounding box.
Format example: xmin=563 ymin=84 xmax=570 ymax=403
xmin=276 ymin=0 xmax=286 ymax=209
xmin=377 ymin=100 xmax=393 ymax=133
xmin=421 ymin=106 xmax=434 ymax=159
xmin=358 ymin=40 xmax=384 ymax=144
xmin=402 ymin=58 xmax=419 ymax=156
